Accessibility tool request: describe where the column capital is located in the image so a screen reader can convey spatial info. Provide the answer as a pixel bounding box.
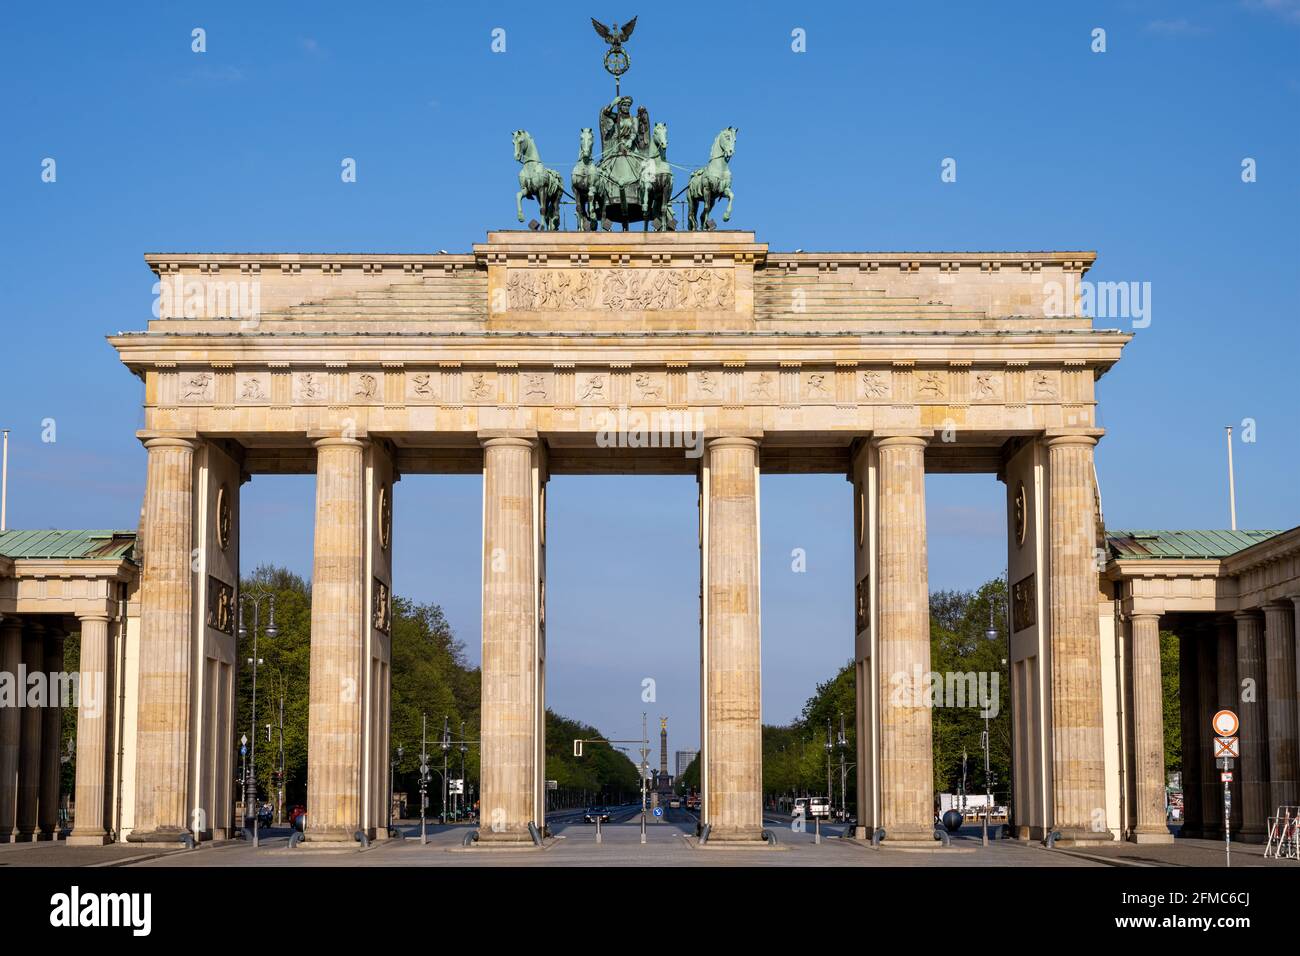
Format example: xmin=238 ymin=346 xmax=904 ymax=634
xmin=1044 ymin=432 xmax=1100 ymax=449
xmin=1261 ymin=601 xmax=1294 ymax=614
xmin=1233 ymin=608 xmax=1264 ymax=621
xmin=1130 ymin=611 xmax=1161 ymax=624
xmin=311 ymin=435 xmax=367 ymax=450
xmin=705 ymin=435 xmax=760 ymax=451
xmin=76 ymin=613 xmax=111 ymax=625
xmin=141 ymin=436 xmax=198 ymax=452
xmin=479 ymin=435 xmax=537 ymax=450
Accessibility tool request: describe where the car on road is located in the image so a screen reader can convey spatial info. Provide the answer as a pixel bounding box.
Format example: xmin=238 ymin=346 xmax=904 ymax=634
xmin=256 ymin=803 xmax=274 ymax=829
xmin=669 ymin=798 xmax=681 ymax=809
xmin=583 ymin=806 xmax=612 ymax=824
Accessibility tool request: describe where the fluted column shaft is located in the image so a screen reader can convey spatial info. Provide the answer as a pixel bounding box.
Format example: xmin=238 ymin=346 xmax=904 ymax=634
xmin=1234 ymin=611 xmax=1268 ymax=841
xmin=703 ymin=437 xmax=762 ymax=841
xmin=305 ymin=437 xmax=367 ymax=842
xmin=875 ymin=436 xmax=934 ymax=842
xmin=1263 ymin=602 xmax=1298 ymax=808
xmin=38 ymin=632 xmax=64 ymax=837
xmin=129 ymin=437 xmax=195 ymax=842
xmin=1215 ymin=617 xmax=1242 ymax=833
xmin=478 ymin=437 xmax=539 ymax=842
xmin=0 ymin=618 xmax=21 ymax=840
xmin=1046 ymin=436 xmax=1108 ymax=840
xmin=15 ymin=621 xmax=45 ymax=841
xmin=1130 ymin=614 xmax=1171 ymax=841
xmin=69 ymin=615 xmax=111 ymax=845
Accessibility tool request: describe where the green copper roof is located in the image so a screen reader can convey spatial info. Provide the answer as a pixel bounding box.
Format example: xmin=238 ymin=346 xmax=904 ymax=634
xmin=0 ymin=530 xmax=137 ymax=561
xmin=1106 ymin=529 xmax=1282 ymax=560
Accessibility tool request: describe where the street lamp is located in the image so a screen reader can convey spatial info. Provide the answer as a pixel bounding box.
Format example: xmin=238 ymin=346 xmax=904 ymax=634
xmin=441 ymin=716 xmax=451 ymax=824
xmin=419 ymin=715 xmax=430 ymax=845
xmin=459 ymin=720 xmax=468 ymax=822
xmin=983 ymin=591 xmax=999 ymax=846
xmin=238 ymin=591 xmax=277 ymax=848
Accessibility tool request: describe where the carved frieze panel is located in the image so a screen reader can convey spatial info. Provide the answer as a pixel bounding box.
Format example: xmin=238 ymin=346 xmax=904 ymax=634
xmin=803 ymin=371 xmax=833 ymax=401
xmin=235 ymin=372 xmax=271 ymax=404
xmin=1012 ymin=573 xmax=1036 ymax=633
xmin=407 ymin=370 xmax=438 ymax=402
xmin=748 ymin=370 xmax=778 ymax=402
xmin=972 ymin=369 xmax=1004 ymax=403
xmin=690 ymin=369 xmax=722 ymax=404
xmin=504 ymin=267 xmax=734 ymax=312
xmin=576 ymin=372 xmax=608 ymax=403
xmin=859 ymin=369 xmax=891 ymax=402
xmin=350 ymin=372 xmax=381 ymax=402
xmin=206 ymin=576 xmax=235 ymax=635
xmin=178 ymin=370 xmax=215 ymax=404
xmin=463 ymin=370 xmax=497 ymax=402
xmin=292 ymin=371 xmax=329 ymax=404
xmin=630 ymin=371 xmax=665 ymax=402
xmin=1028 ymin=369 xmax=1061 ymax=401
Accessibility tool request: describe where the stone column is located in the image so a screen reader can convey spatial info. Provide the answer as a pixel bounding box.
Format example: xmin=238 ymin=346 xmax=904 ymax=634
xmin=874 ymin=436 xmax=934 ymax=843
xmin=1129 ymin=613 xmax=1171 ymax=842
xmin=1263 ymin=602 xmax=1298 ymax=808
xmin=15 ymin=621 xmax=45 ymax=841
xmin=0 ymin=617 xmax=21 ymax=841
xmin=1177 ymin=629 xmax=1202 ymax=837
xmin=38 ymin=630 xmax=64 ymax=839
xmin=1234 ymin=611 xmax=1269 ymax=842
xmin=1215 ymin=617 xmax=1242 ymax=833
xmin=69 ymin=614 xmax=111 ymax=845
xmin=129 ymin=437 xmax=196 ymax=843
xmin=1196 ymin=624 xmax=1219 ymax=837
xmin=1045 ymin=435 xmax=1108 ymax=842
xmin=702 ymin=436 xmax=763 ymax=842
xmin=305 ymin=437 xmax=367 ymax=843
xmin=478 ymin=437 xmax=540 ymax=843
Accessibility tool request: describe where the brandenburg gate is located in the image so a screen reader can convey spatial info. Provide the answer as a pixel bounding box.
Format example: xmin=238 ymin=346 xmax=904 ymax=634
xmin=107 ymin=229 xmax=1133 ymax=846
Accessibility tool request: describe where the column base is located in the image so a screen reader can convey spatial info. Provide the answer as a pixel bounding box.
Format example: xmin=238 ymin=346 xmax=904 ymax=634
xmin=474 ymin=827 xmax=538 ymax=845
xmin=303 ymin=827 xmax=364 ymax=845
xmin=1048 ymin=827 xmax=1115 ymax=847
xmin=12 ymin=831 xmax=40 ymax=843
xmin=880 ymin=827 xmax=943 ymax=846
xmin=703 ymin=826 xmax=766 ymax=844
xmin=67 ymin=832 xmax=112 ymax=847
xmin=1235 ymin=827 xmax=1268 ymax=845
xmin=1129 ymin=828 xmax=1175 ymax=845
xmin=126 ymin=827 xmax=192 ymax=845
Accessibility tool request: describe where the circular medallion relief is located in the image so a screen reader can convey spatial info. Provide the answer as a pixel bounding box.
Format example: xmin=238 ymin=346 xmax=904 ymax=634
xmin=216 ymin=483 xmax=232 ymax=552
xmin=379 ymin=485 xmax=392 ymax=552
xmin=1014 ymin=481 xmax=1027 ymax=548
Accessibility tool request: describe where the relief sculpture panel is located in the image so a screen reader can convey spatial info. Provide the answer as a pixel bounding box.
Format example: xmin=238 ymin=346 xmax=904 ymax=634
xmin=505 ymin=267 xmax=734 ymax=312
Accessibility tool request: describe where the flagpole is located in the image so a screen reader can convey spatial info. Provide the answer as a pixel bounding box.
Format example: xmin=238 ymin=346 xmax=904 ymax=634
xmin=1225 ymin=426 xmax=1237 ymax=531
xmin=1 ymin=428 xmax=9 ymax=531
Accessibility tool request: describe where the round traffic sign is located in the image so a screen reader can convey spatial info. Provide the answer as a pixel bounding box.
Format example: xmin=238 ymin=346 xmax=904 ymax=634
xmin=653 ymin=806 xmax=663 ymax=817
xmin=1212 ymin=709 xmax=1239 ymax=737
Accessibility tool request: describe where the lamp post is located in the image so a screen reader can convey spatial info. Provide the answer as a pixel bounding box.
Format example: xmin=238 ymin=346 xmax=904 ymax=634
xmin=238 ymin=591 xmax=277 ymax=848
xmin=984 ymin=593 xmax=999 ymax=847
xmin=419 ymin=714 xmax=430 ymax=845
xmin=837 ymin=712 xmax=849 ymax=823
xmin=458 ymin=720 xmax=468 ymax=822
xmin=440 ymin=716 xmax=452 ymax=824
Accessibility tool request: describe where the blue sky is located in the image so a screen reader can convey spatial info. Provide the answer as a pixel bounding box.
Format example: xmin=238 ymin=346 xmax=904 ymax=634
xmin=3 ymin=2 xmax=1298 ymax=752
